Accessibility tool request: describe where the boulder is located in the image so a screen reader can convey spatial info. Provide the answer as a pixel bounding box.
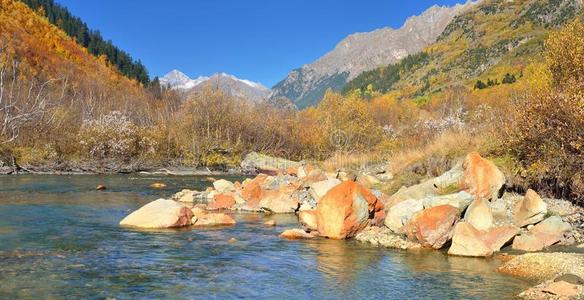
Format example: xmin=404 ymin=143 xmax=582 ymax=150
xmin=387 ymin=163 xmax=463 ymax=207
xmin=208 ymin=193 xmax=236 ymax=210
xmin=316 ymin=181 xmax=385 ymax=239
xmin=308 ymin=179 xmax=341 ymax=201
xmin=514 ymin=189 xmax=548 ymax=228
xmin=280 ymin=229 xmax=316 ymax=240
xmin=213 ymin=179 xmax=235 ymax=193
xmin=384 ymin=198 xmax=424 ymax=233
xmin=193 ymin=213 xmax=236 ymax=226
xmin=240 ymin=151 xmax=300 ymax=175
xmin=120 ymin=199 xmax=193 ymax=229
xmin=448 ymin=222 xmax=518 ymax=257
xmin=356 ymin=226 xmax=422 ymax=250
xmin=240 ymin=174 xmax=269 ymax=208
xmin=464 ymin=199 xmax=493 ymax=231
xmin=96 ymin=185 xmax=106 ymax=191
xmin=482 ymin=225 xmax=519 ymax=251
xmin=298 ymin=210 xmax=318 ymax=232
xmin=460 ymin=152 xmax=505 ymax=201
xmin=404 ymin=205 xmax=460 ymax=249
xmin=512 ymin=216 xmax=572 ymax=251
xmin=422 ymin=191 xmax=473 ymax=210
xmin=448 ymin=222 xmax=494 ymax=257
xmin=259 ymin=184 xmax=299 ymax=213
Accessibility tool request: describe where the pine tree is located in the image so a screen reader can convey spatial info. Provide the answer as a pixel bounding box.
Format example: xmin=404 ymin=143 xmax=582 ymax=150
xmin=474 ymin=80 xmax=487 ymax=89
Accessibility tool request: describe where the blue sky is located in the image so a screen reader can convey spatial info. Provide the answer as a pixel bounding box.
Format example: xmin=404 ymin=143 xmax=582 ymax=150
xmin=56 ymin=0 xmax=466 ymax=87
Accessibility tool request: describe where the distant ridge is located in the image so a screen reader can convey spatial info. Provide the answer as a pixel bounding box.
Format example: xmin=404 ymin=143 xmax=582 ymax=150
xmin=160 ymin=70 xmax=271 ymax=103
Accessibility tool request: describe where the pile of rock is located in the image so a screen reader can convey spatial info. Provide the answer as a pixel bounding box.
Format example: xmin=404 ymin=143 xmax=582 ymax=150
xmin=119 ymin=151 xmax=581 ymax=260
xmin=358 ymin=152 xmax=578 ymax=257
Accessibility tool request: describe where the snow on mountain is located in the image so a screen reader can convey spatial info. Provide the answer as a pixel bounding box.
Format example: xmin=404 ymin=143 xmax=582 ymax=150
xmin=160 ymin=70 xmax=271 ymax=102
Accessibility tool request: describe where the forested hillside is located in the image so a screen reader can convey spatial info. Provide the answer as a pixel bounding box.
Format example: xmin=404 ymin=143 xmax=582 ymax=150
xmin=20 ymin=0 xmax=150 ymax=84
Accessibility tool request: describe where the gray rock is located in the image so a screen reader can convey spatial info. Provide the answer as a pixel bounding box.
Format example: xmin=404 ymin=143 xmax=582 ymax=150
xmin=385 ymin=198 xmax=424 ymax=233
xmin=422 ymin=191 xmax=473 ymax=210
xmin=240 ymin=152 xmax=300 ymax=174
xmin=555 ymin=274 xmax=584 ymax=285
xmin=308 ymin=179 xmax=341 ymax=201
xmin=388 ymin=162 xmax=464 ymax=207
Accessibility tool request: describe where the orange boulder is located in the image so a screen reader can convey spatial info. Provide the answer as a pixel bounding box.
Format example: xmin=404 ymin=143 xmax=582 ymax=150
xmin=404 ymin=205 xmax=460 ymax=249
xmin=208 ymin=193 xmax=236 ymax=210
xmin=315 ymin=181 xmax=384 ymax=239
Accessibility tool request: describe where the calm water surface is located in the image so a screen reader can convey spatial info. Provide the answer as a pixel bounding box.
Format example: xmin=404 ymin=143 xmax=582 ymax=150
xmin=0 ymin=175 xmax=532 ymax=299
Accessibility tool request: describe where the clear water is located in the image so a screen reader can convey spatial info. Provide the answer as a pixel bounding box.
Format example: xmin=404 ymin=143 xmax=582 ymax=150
xmin=0 ymin=175 xmax=532 ymax=299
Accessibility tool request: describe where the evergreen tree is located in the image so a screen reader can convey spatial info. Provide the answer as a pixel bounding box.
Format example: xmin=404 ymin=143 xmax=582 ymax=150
xmin=474 ymin=80 xmax=487 ymax=89
xmin=502 ymin=73 xmax=517 ymax=84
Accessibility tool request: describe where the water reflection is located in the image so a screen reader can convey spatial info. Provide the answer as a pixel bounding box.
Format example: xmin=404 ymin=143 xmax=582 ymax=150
xmin=310 ymin=239 xmax=383 ymax=287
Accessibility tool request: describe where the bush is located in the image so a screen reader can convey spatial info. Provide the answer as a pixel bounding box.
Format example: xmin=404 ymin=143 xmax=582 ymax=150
xmin=78 ymin=111 xmax=155 ymax=161
xmin=503 ymin=19 xmax=584 ymax=203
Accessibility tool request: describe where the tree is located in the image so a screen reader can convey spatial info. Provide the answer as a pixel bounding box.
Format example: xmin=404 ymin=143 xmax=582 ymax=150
xmin=474 ymin=80 xmax=487 ymax=89
xmin=502 ymin=73 xmax=516 ymax=84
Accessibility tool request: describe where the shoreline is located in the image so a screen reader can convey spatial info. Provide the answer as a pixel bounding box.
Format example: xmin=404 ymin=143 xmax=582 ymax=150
xmin=0 ymin=165 xmax=246 ymax=176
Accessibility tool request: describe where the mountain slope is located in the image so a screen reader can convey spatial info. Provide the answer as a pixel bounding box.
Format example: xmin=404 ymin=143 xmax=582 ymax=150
xmin=344 ymin=0 xmax=584 ymax=98
xmin=21 ymin=0 xmax=150 ymax=84
xmin=270 ymin=1 xmax=478 ymax=109
xmin=160 ymin=70 xmax=271 ymax=103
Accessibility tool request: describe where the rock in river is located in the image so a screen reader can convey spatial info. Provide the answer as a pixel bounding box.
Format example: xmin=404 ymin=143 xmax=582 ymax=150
xmin=280 ymin=229 xmax=316 ymax=240
xmin=120 ymin=199 xmax=193 ymax=229
xmin=192 ymin=212 xmax=236 ymax=227
xmin=316 ymin=181 xmax=384 ymax=239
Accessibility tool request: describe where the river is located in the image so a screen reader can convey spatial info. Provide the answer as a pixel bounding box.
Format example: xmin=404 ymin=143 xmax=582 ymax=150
xmin=0 ymin=175 xmax=532 ymax=299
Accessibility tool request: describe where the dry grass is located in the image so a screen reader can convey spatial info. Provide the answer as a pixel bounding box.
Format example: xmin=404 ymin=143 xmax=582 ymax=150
xmin=389 ymin=130 xmax=488 ymax=176
xmin=321 ymin=151 xmax=387 ymax=173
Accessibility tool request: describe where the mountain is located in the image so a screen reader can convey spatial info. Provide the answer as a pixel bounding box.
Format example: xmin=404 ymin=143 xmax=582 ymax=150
xmin=160 ymin=70 xmax=271 ymax=103
xmin=344 ymin=0 xmax=584 ymax=98
xmin=270 ymin=1 xmax=478 ymax=109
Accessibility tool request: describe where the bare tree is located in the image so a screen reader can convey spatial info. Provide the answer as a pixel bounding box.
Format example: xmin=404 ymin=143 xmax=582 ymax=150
xmin=0 ymin=50 xmax=66 ymax=144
